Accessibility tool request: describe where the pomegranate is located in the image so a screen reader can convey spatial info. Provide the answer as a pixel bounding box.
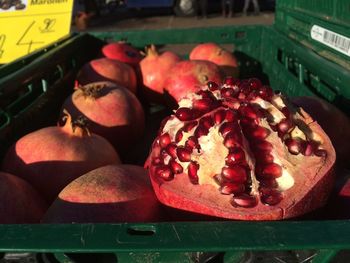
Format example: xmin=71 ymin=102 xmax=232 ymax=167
xmin=42 ymin=165 xmax=163 ymax=223
xmin=60 ymin=81 xmax=145 ymax=153
xmin=2 ymin=113 xmax=121 ymax=203
xmin=0 ymin=172 xmax=47 ymax=224
xmin=163 ymin=60 xmax=224 ymax=103
xmin=146 ymin=78 xmax=336 ymax=220
xmin=76 ymin=58 xmax=137 ymax=94
xmin=140 ymin=44 xmax=181 ymax=103
xmin=189 ymin=43 xmax=239 ymax=78
xmin=291 ymin=96 xmax=350 ymax=166
xmin=102 ymin=41 xmax=143 ymax=68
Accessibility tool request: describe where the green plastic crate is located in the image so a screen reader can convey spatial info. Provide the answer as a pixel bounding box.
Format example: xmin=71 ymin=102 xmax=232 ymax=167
xmin=275 ymin=0 xmax=350 ymax=72
xmin=0 ymin=26 xmax=350 ymax=263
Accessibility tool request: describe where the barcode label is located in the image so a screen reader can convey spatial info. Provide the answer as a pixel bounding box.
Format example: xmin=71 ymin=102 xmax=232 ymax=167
xmin=311 ymin=25 xmax=350 ymax=57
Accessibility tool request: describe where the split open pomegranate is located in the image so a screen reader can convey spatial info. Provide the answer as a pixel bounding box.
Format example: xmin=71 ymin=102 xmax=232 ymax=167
xmin=146 ymin=78 xmax=336 ymax=220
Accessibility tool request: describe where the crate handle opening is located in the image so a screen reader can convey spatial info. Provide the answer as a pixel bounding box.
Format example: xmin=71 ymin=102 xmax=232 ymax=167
xmin=126 ymin=225 xmax=156 ymax=236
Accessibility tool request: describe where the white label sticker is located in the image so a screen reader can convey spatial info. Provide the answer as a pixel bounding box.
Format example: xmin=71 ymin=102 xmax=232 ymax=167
xmin=311 ymin=25 xmax=350 ymax=57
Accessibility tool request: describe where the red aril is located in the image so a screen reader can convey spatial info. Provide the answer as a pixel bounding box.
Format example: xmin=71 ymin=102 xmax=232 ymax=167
xmin=0 ymin=172 xmax=47 ymax=224
xmin=140 ymin=44 xmax=181 ymax=103
xmin=291 ymin=96 xmax=350 ymax=167
xmin=101 ymin=41 xmax=143 ymax=68
xmin=146 ymin=79 xmax=336 ymax=220
xmin=2 ymin=113 xmax=121 ymax=203
xmin=42 ymin=165 xmax=163 ymax=223
xmin=60 ymin=81 xmax=145 ymax=153
xmin=189 ymin=43 xmax=239 ymax=78
xmin=163 ymin=60 xmax=223 ymax=103
xmin=76 ymin=58 xmax=137 ymax=94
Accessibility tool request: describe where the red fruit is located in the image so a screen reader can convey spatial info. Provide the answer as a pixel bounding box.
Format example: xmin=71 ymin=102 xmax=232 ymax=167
xmin=0 ymin=172 xmax=47 ymax=224
xmin=2 ymin=113 xmax=121 ymax=203
xmin=42 ymin=165 xmax=163 ymax=223
xmin=163 ymin=60 xmax=224 ymax=103
xmin=60 ymin=82 xmax=145 ymax=152
xmin=147 ymin=79 xmax=336 ymax=220
xmin=76 ymin=58 xmax=137 ymax=94
xmin=189 ymin=42 xmax=239 ymax=78
xmin=140 ymin=44 xmax=181 ymax=102
xmin=291 ymin=96 xmax=350 ymax=167
xmin=101 ymin=41 xmax=143 ymax=68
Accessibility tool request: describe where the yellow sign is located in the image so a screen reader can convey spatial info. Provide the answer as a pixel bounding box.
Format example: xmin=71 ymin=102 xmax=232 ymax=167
xmin=0 ymin=0 xmax=74 ymax=64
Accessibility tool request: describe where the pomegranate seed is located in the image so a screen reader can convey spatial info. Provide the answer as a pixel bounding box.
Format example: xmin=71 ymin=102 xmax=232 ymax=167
xmin=213 ymin=174 xmax=225 ymax=185
xmin=165 ymin=143 xmax=177 ymax=158
xmin=231 ymin=194 xmax=258 ymax=208
xmin=259 ymin=179 xmax=278 ymax=188
xmin=159 ymin=133 xmax=171 ymax=148
xmin=214 ymin=109 xmax=226 ymax=125
xmin=260 ymin=189 xmax=283 ymax=206
xmin=225 ymin=147 xmax=245 ymax=165
xmin=200 ymin=116 xmax=214 ymax=129
xmin=169 ymin=159 xmax=183 ymax=174
xmin=240 ymin=80 xmax=251 ymax=95
xmin=224 ymin=76 xmax=236 ymax=86
xmin=221 ymin=87 xmax=237 ymax=98
xmin=315 ymin=149 xmax=327 ymax=157
xmin=183 ymin=121 xmax=198 ymax=132
xmin=225 ymin=110 xmax=236 ymax=122
xmin=248 ymin=78 xmax=262 ymax=90
xmin=176 ymin=146 xmax=192 ymax=162
xmin=224 ymin=132 xmax=241 ymax=148
xmin=185 ymin=136 xmax=198 ymax=150
xmin=255 ymin=141 xmax=273 ymax=152
xmin=220 ymin=182 xmax=245 ymax=195
xmin=175 ymin=107 xmax=196 ymax=121
xmin=188 ymin=161 xmax=199 ymax=184
xmin=193 ymin=98 xmax=213 ymax=112
xmin=175 ymin=129 xmax=183 ymax=143
xmin=258 ymin=86 xmax=273 ymax=100
xmin=259 ymin=163 xmax=283 ymax=179
xmin=207 ymin=81 xmax=219 ymax=91
xmin=250 ymin=126 xmax=270 ymax=140
xmin=247 ymin=91 xmax=258 ymax=101
xmin=255 ymin=152 xmax=274 ymax=164
xmin=155 ymin=165 xmax=174 ymax=181
xmin=221 ymin=165 xmax=247 ymax=183
xmin=194 ymin=124 xmax=209 ymax=138
xmin=281 ymin=107 xmax=291 ymax=118
xmin=219 ymin=122 xmax=238 ymax=137
xmin=239 ymin=104 xmax=258 ymax=119
xmin=302 ymin=142 xmax=313 ymax=156
xmin=285 ymin=138 xmax=302 ymax=155
xmin=277 ymin=118 xmax=294 ymax=134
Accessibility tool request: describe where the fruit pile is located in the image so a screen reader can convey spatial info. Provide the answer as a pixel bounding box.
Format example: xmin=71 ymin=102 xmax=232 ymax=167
xmin=0 ymin=41 xmax=349 ymax=224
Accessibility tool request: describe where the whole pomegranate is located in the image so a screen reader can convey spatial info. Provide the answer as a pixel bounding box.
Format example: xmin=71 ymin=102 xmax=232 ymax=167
xmin=0 ymin=172 xmax=47 ymax=224
xmin=102 ymin=41 xmax=143 ymax=68
xmin=140 ymin=44 xmax=181 ymax=103
xmin=2 ymin=114 xmax=121 ymax=203
xmin=291 ymin=96 xmax=350 ymax=167
xmin=60 ymin=81 xmax=145 ymax=153
xmin=76 ymin=58 xmax=137 ymax=94
xmin=189 ymin=43 xmax=239 ymax=78
xmin=163 ymin=60 xmax=223 ymax=103
xmin=146 ymin=78 xmax=336 ymax=220
xmin=42 ymin=165 xmax=163 ymax=223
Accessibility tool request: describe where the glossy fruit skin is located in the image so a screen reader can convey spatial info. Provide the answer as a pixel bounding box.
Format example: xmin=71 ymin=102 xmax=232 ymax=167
xmin=102 ymin=42 xmax=143 ymax=68
xmin=189 ymin=43 xmax=239 ymax=78
xmin=140 ymin=45 xmax=181 ymax=103
xmin=163 ymin=60 xmax=224 ymax=103
xmin=60 ymin=81 xmax=145 ymax=154
xmin=42 ymin=165 xmax=163 ymax=223
xmin=76 ymin=58 xmax=137 ymax=94
xmin=2 ymin=115 xmax=121 ymax=204
xmin=0 ymin=172 xmax=47 ymax=224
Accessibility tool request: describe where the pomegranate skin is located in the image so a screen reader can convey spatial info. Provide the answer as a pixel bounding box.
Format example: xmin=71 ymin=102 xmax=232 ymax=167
xmin=2 ymin=116 xmax=121 ymax=204
xmin=140 ymin=45 xmax=181 ymax=103
xmin=60 ymin=82 xmax=145 ymax=153
xmin=102 ymin=42 xmax=143 ymax=68
xmin=291 ymin=96 xmax=350 ymax=167
xmin=146 ymin=80 xmax=336 ymax=221
xmin=0 ymin=172 xmax=47 ymax=224
xmin=164 ymin=60 xmax=224 ymax=103
xmin=42 ymin=165 xmax=164 ymax=223
xmin=76 ymin=58 xmax=137 ymax=94
xmin=189 ymin=43 xmax=239 ymax=78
